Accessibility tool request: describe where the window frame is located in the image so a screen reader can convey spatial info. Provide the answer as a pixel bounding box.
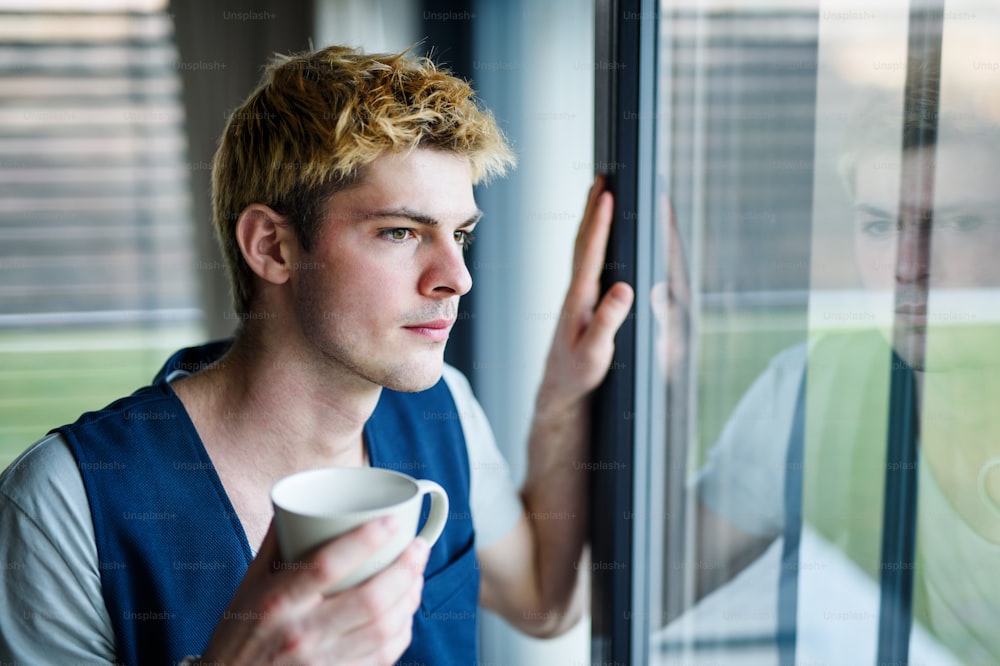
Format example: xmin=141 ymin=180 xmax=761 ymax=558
xmin=590 ymin=0 xmax=654 ymax=663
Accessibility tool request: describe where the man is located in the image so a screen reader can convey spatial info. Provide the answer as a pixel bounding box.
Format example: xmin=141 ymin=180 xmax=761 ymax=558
xmin=0 ymin=46 xmax=634 ymax=664
xmin=670 ymin=55 xmax=1000 ymax=663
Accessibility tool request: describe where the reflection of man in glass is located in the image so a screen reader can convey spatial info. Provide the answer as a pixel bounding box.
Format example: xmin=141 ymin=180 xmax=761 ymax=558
xmin=665 ymin=56 xmax=1000 ymax=663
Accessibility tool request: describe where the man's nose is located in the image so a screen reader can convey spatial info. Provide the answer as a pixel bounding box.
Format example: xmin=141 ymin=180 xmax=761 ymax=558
xmin=895 ymin=219 xmax=932 ymax=283
xmin=421 ymin=241 xmax=473 ymax=297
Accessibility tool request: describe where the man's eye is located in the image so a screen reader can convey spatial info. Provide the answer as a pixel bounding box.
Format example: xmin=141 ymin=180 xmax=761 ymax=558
xmin=860 ymin=219 xmax=895 ymax=237
xmin=455 ymin=230 xmax=476 ymax=250
xmin=382 ymin=228 xmax=413 ymax=242
xmin=944 ymin=214 xmax=985 ymax=232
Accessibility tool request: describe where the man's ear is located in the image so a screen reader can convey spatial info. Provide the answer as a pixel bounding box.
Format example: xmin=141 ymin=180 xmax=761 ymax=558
xmin=235 ymin=204 xmax=296 ymax=286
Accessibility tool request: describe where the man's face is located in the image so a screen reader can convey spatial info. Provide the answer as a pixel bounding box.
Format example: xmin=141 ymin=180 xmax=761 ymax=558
xmin=852 ymin=142 xmax=1000 ymax=370
xmin=290 ymin=148 xmax=480 ymax=392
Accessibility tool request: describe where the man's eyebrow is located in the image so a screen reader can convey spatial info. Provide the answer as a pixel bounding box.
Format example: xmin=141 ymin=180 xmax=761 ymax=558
xmin=363 ymin=207 xmax=483 ymax=228
xmin=854 ymin=203 xmax=893 ymax=218
xmin=854 ymin=202 xmax=977 ymax=218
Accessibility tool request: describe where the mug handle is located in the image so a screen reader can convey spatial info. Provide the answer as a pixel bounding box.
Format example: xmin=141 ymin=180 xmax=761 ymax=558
xmin=415 ymin=479 xmax=449 ymax=546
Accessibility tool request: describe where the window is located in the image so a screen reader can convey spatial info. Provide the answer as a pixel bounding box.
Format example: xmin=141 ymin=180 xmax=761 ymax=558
xmin=594 ymin=0 xmax=1000 ymax=663
xmin=0 ymin=0 xmax=202 ymax=468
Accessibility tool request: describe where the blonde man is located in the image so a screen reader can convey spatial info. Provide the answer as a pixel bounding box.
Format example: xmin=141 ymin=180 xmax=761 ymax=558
xmin=0 ymin=46 xmax=633 ymax=665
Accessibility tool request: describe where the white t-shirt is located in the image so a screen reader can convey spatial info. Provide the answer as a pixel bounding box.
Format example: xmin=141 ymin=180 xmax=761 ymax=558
xmin=0 ymin=364 xmax=523 ymax=663
xmin=695 ymin=340 xmax=999 ymax=663
xmin=696 ymin=343 xmax=807 ymax=537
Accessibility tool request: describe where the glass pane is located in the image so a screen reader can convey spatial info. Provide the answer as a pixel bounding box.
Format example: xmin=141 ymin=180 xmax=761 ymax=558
xmin=641 ymin=1 xmax=1000 ymax=663
xmin=0 ymin=3 xmax=204 ymax=468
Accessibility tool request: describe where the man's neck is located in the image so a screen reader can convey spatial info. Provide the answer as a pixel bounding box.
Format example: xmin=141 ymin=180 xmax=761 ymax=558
xmin=171 ymin=332 xmax=382 ymax=472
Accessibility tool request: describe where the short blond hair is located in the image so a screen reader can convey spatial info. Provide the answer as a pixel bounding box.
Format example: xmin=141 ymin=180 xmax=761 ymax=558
xmin=212 ymin=45 xmax=516 ymax=315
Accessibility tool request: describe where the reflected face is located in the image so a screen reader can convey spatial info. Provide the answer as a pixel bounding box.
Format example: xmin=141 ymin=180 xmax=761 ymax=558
xmin=290 ymin=148 xmax=479 ymax=392
xmin=852 ymin=142 xmax=1000 ymax=369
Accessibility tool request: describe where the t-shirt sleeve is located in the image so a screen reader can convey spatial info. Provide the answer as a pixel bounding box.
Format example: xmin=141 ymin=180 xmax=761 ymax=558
xmin=441 ymin=365 xmax=524 ymax=549
xmin=696 ymin=343 xmax=808 ymax=537
xmin=0 ymin=434 xmax=117 ymax=663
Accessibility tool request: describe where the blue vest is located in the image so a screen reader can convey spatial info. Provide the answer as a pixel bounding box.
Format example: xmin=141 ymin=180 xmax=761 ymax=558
xmin=59 ymin=342 xmax=478 ymax=665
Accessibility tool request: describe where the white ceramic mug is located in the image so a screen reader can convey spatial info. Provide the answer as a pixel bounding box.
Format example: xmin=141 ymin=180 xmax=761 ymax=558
xmin=271 ymin=467 xmax=449 ymax=594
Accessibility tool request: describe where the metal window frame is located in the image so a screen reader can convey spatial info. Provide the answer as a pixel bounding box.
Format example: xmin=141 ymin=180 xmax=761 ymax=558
xmin=591 ymin=0 xmax=656 ymax=663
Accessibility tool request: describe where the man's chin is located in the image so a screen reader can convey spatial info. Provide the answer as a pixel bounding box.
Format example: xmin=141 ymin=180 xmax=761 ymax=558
xmin=377 ymin=359 xmax=445 ymax=393
xmin=893 ymin=345 xmax=926 ymax=373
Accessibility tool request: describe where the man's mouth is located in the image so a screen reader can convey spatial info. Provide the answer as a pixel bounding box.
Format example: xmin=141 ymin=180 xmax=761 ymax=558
xmin=895 ymin=303 xmax=928 ymax=327
xmin=402 ymin=318 xmax=455 ymax=342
